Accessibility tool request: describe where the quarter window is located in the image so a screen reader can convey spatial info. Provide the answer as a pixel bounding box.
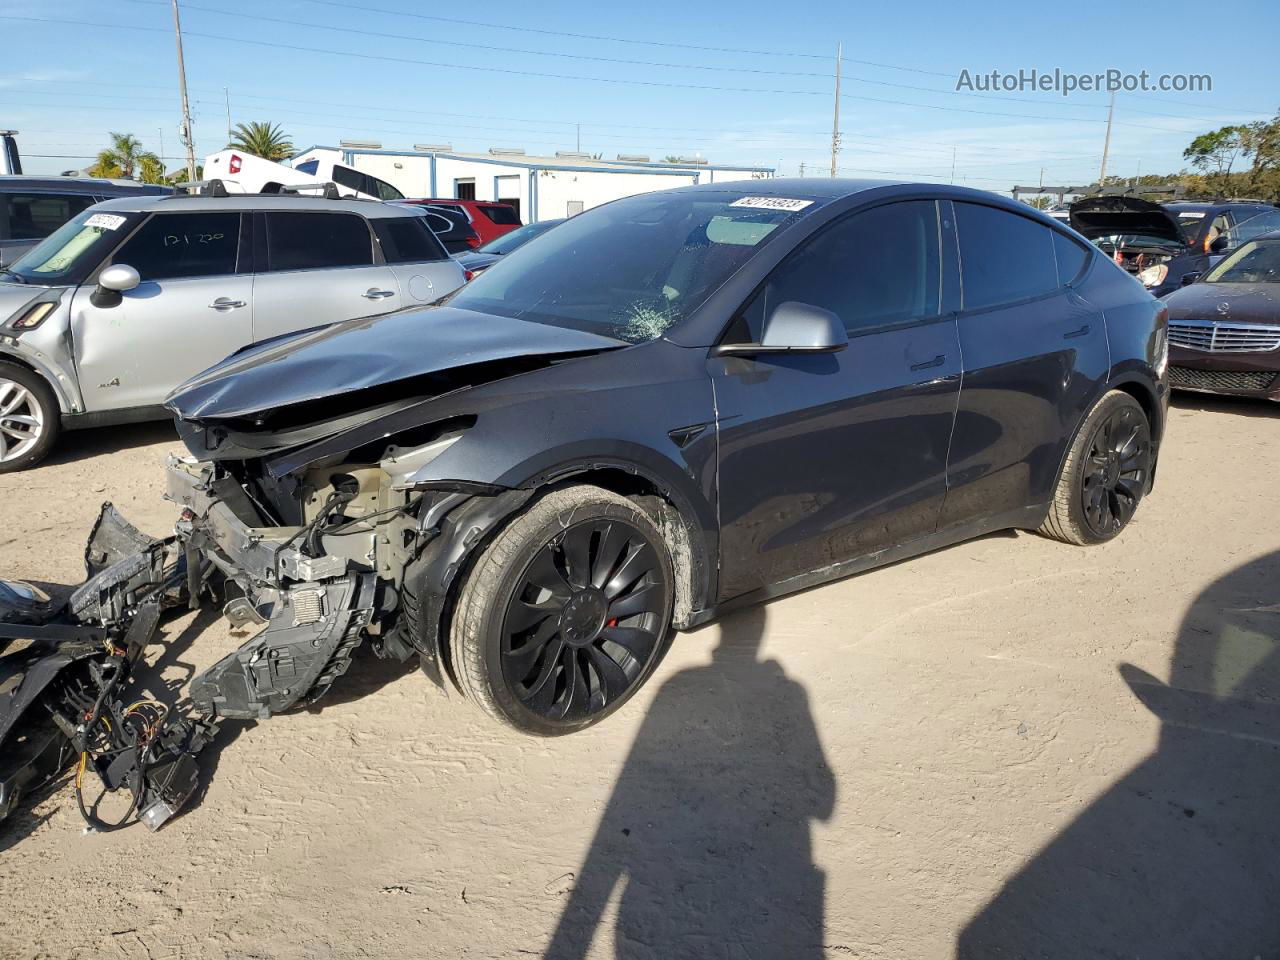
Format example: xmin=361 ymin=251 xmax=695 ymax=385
xmin=265 ymin=212 xmax=373 ymax=271
xmin=1052 ymin=231 xmax=1089 ymax=285
xmin=112 ymin=212 xmax=241 ymax=281
xmin=479 ymin=204 xmax=521 ymax=225
xmin=373 ymin=217 xmax=447 ymax=263
xmin=1227 ymin=209 xmax=1280 ymax=246
xmin=955 ymin=202 xmax=1058 ymax=310
xmin=737 ymin=200 xmax=941 ymax=339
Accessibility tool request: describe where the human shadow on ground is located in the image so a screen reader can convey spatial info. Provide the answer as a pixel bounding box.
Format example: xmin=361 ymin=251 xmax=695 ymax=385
xmin=958 ymin=549 xmax=1280 ymax=959
xmin=544 ymin=606 xmax=836 ymax=959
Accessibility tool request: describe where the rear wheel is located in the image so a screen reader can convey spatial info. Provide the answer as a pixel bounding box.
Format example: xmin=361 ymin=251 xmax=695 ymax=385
xmin=0 ymin=362 xmax=59 ymax=473
xmin=449 ymin=485 xmax=675 ymax=735
xmin=1040 ymin=390 xmax=1152 ymax=545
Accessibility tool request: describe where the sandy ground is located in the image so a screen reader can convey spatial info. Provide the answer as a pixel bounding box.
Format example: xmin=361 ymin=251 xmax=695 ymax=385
xmin=1 ymin=395 xmax=1278 ymax=960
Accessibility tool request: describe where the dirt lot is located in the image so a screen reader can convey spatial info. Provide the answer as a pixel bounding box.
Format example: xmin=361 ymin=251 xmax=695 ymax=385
xmin=1 ymin=395 xmax=1277 ymax=960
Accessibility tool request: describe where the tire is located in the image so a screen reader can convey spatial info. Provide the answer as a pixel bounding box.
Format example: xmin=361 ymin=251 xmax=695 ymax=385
xmin=449 ymin=485 xmax=676 ymax=735
xmin=1039 ymin=390 xmax=1152 ymax=546
xmin=0 ymin=361 xmax=60 ymax=473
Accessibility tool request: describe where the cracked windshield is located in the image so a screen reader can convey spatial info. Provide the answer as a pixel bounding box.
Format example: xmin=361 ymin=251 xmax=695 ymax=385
xmin=448 ymin=191 xmax=818 ymax=341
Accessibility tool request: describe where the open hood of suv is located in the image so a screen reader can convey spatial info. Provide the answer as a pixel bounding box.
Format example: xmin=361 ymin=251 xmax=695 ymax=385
xmin=166 ymin=304 xmax=627 ymax=424
xmin=1068 ymin=196 xmax=1187 ymax=245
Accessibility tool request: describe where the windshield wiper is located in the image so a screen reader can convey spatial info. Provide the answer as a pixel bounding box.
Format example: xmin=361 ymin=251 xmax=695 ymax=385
xmin=0 ymin=270 xmax=26 ymax=285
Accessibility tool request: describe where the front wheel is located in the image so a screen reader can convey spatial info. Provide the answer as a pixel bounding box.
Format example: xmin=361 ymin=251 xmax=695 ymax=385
xmin=0 ymin=362 xmax=60 ymax=473
xmin=1040 ymin=390 xmax=1152 ymax=545
xmin=449 ymin=485 xmax=675 ymax=735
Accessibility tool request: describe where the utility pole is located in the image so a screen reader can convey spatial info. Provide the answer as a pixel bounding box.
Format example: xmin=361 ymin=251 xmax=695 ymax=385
xmin=576 ymin=123 xmax=580 ymax=153
xmin=1098 ymin=90 xmax=1115 ymax=186
xmin=830 ymin=42 xmax=841 ymax=178
xmin=158 ymin=127 xmax=165 ymax=166
xmin=170 ymin=0 xmax=197 ymax=183
xmin=224 ymin=87 xmax=232 ymax=143
xmin=799 ymin=161 xmax=806 ymax=177
xmin=950 ymin=146 xmax=957 ymax=184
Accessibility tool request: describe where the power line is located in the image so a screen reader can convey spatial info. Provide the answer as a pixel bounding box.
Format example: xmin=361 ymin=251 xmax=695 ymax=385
xmin=119 ymin=0 xmax=1126 ymax=113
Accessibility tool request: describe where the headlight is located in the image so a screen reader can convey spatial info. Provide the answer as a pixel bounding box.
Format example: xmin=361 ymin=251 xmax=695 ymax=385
xmin=1136 ymin=264 xmax=1168 ymax=288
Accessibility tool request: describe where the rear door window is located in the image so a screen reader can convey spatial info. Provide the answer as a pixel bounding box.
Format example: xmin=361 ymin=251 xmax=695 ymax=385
xmin=373 ymin=217 xmax=447 ymax=263
xmin=955 ymin=202 xmax=1058 ymax=310
xmin=1 ymin=192 xmax=97 ymax=241
xmin=264 ymin=212 xmax=373 ymax=271
xmin=112 ymin=212 xmax=241 ymax=281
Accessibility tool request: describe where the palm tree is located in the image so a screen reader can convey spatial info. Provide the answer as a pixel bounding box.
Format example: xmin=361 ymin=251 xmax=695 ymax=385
xmin=228 ymin=122 xmax=293 ymax=162
xmin=92 ymin=132 xmax=149 ymax=179
xmin=137 ymin=154 xmax=169 ymax=185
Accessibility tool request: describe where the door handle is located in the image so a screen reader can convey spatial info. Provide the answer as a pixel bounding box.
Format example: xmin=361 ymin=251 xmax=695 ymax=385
xmin=208 ymin=298 xmax=246 ymax=311
xmin=1063 ymin=324 xmax=1091 ymax=340
xmin=909 ymin=354 xmax=946 ymax=371
xmin=363 ymin=288 xmax=395 ymax=300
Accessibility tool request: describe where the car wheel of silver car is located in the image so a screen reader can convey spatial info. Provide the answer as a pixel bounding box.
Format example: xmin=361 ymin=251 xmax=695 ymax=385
xmin=449 ymin=485 xmax=676 ymax=735
xmin=1039 ymin=390 xmax=1152 ymax=546
xmin=0 ymin=362 xmax=59 ymax=473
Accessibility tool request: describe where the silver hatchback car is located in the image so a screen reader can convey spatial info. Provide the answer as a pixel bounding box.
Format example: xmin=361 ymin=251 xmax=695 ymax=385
xmin=0 ymin=194 xmax=465 ymax=471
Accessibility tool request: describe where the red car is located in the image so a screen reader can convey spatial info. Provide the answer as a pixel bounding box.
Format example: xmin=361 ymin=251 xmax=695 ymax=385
xmin=397 ymin=199 xmax=522 ymax=248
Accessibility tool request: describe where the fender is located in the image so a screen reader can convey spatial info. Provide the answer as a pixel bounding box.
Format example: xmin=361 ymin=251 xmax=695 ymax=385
xmin=0 ymin=342 xmax=80 ymax=415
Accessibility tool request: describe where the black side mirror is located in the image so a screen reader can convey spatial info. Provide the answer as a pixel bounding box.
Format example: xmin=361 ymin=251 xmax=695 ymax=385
xmin=1209 ymin=234 xmax=1229 ymax=254
xmin=1180 ymin=271 xmax=1201 ymax=286
xmin=713 ymin=301 xmax=848 ymax=357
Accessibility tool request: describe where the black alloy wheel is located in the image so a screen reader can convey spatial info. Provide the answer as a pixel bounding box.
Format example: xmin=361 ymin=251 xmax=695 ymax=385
xmin=1079 ymin=402 xmax=1151 ymax=538
xmin=501 ymin=517 xmax=668 ymax=723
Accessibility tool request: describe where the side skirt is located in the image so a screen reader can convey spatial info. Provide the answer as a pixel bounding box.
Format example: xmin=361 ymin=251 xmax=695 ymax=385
xmin=685 ymin=503 xmax=1048 ymax=629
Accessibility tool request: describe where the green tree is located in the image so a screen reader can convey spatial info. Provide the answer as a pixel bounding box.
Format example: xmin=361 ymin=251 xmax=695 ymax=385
xmin=88 ymin=131 xmax=162 ymax=181
xmin=228 ymin=121 xmax=293 ymax=162
xmin=1183 ymin=126 xmax=1246 ymax=193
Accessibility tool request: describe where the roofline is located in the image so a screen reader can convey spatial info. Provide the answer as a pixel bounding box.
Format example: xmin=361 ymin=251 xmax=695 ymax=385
xmin=296 ymin=143 xmax=772 ymax=175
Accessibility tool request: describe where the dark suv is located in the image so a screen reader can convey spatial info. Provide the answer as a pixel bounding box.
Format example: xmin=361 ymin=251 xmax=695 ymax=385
xmin=1070 ymin=195 xmax=1280 ymax=297
xmin=0 ymin=176 xmax=171 ymax=267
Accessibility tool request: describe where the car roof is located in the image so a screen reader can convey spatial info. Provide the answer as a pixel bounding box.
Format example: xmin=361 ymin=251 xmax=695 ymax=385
xmin=89 ymin=194 xmax=423 ymax=217
xmin=0 ymin=175 xmax=170 ymax=195
xmin=1164 ymin=200 xmax=1272 ymax=213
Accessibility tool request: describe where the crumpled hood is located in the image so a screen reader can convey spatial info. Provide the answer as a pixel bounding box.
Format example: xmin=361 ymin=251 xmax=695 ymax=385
xmin=166 ymin=304 xmax=626 ymax=422
xmin=1069 ymin=196 xmax=1186 ymax=245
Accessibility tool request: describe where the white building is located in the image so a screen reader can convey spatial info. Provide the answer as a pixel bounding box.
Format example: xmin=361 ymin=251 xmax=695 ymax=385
xmin=290 ymin=144 xmax=774 ymax=222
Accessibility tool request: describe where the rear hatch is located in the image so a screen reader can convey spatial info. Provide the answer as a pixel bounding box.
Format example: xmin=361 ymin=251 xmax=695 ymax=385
xmin=1069 ymin=195 xmax=1189 ymax=283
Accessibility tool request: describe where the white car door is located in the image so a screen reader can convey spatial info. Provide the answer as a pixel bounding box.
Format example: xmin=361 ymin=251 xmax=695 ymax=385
xmin=71 ymin=210 xmax=254 ymax=412
xmin=251 ymin=210 xmax=402 ymax=341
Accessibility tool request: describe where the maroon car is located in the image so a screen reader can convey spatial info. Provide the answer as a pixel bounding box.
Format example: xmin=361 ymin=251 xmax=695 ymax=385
xmin=1165 ymin=230 xmax=1280 ymax=401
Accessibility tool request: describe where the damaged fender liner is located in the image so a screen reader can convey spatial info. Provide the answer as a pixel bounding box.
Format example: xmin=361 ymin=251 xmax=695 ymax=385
xmin=398 ymin=488 xmax=534 ymax=690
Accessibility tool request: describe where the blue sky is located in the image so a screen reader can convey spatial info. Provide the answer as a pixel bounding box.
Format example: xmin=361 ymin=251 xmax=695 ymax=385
xmin=1 ymin=0 xmax=1276 ymax=190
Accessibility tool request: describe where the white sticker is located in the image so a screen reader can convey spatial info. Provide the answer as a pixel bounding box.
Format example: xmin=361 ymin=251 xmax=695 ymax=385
xmin=1177 ymin=211 xmax=1205 ymax=219
xmin=85 ymin=213 xmax=127 ymax=231
xmin=730 ymin=196 xmax=813 ymax=212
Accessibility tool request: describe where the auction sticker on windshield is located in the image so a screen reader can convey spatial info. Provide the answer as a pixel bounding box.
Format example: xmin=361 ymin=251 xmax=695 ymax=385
xmin=730 ymin=197 xmax=813 ymax=212
xmin=85 ymin=213 xmax=127 ymax=231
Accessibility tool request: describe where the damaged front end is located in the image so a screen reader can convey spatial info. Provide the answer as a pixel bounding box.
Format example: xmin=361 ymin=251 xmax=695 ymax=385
xmin=0 ymin=449 xmax=531 ymax=834
xmin=0 ymin=305 xmax=625 ymax=835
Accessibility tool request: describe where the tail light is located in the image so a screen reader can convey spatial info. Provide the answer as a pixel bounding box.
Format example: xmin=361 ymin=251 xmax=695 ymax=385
xmin=466 ymin=235 xmax=481 ymax=249
xmin=463 ymin=269 xmax=476 ymax=282
xmin=229 ymin=154 xmax=242 ymax=175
